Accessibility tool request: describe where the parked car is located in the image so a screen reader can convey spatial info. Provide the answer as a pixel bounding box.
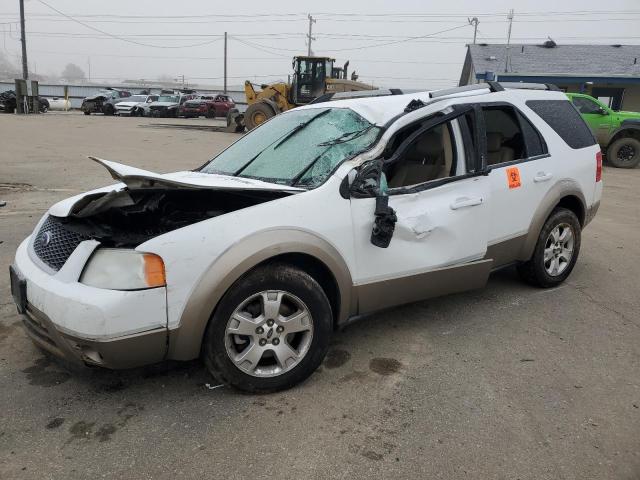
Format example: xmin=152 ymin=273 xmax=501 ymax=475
xmin=179 ymin=94 xmax=236 ymax=118
xmin=115 ymin=94 xmax=158 ymax=117
xmin=10 ymin=83 xmax=602 ymax=393
xmin=81 ymin=88 xmax=131 ymax=116
xmin=566 ymin=92 xmax=640 ymax=168
xmin=147 ymin=93 xmax=195 ymax=118
xmin=0 ymin=90 xmax=49 ymax=113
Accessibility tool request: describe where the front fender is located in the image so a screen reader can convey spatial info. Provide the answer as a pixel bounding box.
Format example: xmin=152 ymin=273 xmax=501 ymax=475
xmin=608 ymin=122 xmax=640 ymax=144
xmin=167 ymin=228 xmax=354 ymax=361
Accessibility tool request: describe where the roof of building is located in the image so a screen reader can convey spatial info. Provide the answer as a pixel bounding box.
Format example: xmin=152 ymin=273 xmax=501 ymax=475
xmin=464 ymin=43 xmax=640 ymax=80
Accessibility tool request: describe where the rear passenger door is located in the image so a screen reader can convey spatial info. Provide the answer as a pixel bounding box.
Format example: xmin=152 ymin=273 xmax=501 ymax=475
xmin=480 ymin=104 xmax=553 ymax=265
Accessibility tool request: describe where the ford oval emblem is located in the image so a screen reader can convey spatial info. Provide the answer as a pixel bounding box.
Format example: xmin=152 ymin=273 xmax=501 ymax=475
xmin=41 ymin=231 xmax=52 ymax=247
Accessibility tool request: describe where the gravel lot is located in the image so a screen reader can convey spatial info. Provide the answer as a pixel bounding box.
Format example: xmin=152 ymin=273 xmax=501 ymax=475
xmin=0 ymin=112 xmax=639 ymax=480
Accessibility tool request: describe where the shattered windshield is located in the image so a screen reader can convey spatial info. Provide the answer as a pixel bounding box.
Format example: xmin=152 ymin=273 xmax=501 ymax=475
xmin=200 ymin=107 xmax=380 ymax=187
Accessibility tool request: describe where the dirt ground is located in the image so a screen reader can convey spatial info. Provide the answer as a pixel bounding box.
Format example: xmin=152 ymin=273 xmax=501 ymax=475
xmin=0 ymin=112 xmax=639 ymax=480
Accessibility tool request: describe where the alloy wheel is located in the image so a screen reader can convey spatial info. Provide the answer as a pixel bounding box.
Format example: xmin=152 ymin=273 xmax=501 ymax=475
xmin=544 ymin=223 xmax=574 ymax=276
xmin=224 ymin=290 xmax=314 ymax=377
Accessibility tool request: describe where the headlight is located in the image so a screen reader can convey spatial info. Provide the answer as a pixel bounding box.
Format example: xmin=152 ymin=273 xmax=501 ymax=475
xmin=80 ymin=249 xmax=166 ymax=290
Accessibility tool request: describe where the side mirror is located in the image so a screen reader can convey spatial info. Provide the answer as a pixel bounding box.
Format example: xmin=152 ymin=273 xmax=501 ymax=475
xmin=341 ymin=161 xmax=397 ymax=249
xmin=598 ymin=107 xmax=609 ymax=115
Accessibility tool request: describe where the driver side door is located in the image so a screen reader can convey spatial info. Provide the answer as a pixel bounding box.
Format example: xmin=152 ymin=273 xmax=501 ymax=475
xmin=571 ymin=96 xmax=612 ymax=144
xmin=349 ymin=109 xmax=492 ymax=315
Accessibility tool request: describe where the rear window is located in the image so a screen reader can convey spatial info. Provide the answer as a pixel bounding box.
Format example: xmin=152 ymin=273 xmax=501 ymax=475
xmin=525 ymin=100 xmax=596 ymax=149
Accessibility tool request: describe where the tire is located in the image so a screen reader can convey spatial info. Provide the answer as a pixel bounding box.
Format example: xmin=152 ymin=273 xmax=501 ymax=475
xmin=83 ymin=110 xmax=91 ymax=115
xmin=607 ymin=137 xmax=640 ymax=169
xmin=103 ymin=104 xmax=115 ymax=116
xmin=202 ymin=263 xmax=333 ymax=393
xmin=245 ymin=102 xmax=276 ymax=130
xmin=205 ymin=108 xmax=215 ymax=119
xmin=517 ymin=207 xmax=582 ymax=288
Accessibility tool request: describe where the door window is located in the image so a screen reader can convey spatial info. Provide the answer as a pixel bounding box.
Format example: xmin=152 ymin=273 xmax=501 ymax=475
xmin=482 ymin=106 xmax=526 ymax=166
xmin=572 ymin=96 xmax=602 ymax=114
xmin=385 ymin=120 xmax=464 ymax=188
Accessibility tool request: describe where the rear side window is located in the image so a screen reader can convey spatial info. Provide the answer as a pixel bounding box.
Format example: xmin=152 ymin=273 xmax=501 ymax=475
xmin=525 ymin=100 xmax=596 ymax=149
xmin=517 ymin=111 xmax=547 ymax=157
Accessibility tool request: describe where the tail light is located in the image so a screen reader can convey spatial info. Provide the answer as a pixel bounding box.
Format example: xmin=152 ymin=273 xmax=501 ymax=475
xmin=596 ymin=150 xmax=602 ymax=182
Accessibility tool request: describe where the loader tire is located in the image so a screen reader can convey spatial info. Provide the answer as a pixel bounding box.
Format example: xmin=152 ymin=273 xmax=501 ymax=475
xmin=245 ymin=102 xmax=276 ymax=130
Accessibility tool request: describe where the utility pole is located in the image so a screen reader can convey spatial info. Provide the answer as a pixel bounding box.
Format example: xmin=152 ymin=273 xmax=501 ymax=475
xmin=224 ymin=31 xmax=227 ymax=93
xmin=306 ymin=14 xmax=316 ymax=56
xmin=504 ymin=9 xmax=514 ymax=73
xmin=87 ymin=57 xmax=91 ymax=82
xmin=468 ymin=17 xmax=479 ymax=44
xmin=19 ymin=0 xmax=28 ymax=79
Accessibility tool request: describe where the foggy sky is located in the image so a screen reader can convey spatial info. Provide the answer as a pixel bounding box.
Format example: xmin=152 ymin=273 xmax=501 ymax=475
xmin=0 ymin=0 xmax=638 ymax=90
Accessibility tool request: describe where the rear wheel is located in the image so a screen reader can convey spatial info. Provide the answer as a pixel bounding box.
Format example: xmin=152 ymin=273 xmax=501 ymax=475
xmin=517 ymin=208 xmax=581 ymax=288
xmin=245 ymin=101 xmax=276 ymax=130
xmin=205 ymin=108 xmax=215 ymax=119
xmin=103 ymin=104 xmax=115 ymax=116
xmin=607 ymin=137 xmax=640 ymax=168
xmin=202 ymin=263 xmax=332 ymax=393
xmin=83 ymin=110 xmax=91 ymax=115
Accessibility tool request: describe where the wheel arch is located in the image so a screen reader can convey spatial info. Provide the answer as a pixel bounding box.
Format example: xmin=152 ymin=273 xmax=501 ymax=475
xmin=521 ymin=182 xmax=586 ymax=261
xmin=608 ymin=125 xmax=640 ymax=145
xmin=166 ymin=229 xmax=354 ymax=361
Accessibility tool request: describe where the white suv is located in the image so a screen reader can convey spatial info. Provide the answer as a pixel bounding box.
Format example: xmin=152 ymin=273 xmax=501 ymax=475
xmin=10 ymin=82 xmax=602 ymax=392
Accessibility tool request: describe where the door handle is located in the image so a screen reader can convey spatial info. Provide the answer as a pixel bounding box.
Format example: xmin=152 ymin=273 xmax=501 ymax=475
xmin=534 ymin=172 xmax=553 ymax=182
xmin=450 ymin=196 xmax=483 ymax=210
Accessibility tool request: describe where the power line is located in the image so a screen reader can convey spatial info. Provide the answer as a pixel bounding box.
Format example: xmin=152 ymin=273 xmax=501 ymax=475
xmin=33 ymin=0 xmax=226 ymax=48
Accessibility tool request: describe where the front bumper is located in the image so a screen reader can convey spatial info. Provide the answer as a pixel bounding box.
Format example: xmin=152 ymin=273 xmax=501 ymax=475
xmin=20 ymin=302 xmax=167 ymax=368
xmin=11 ymin=237 xmax=169 ymax=369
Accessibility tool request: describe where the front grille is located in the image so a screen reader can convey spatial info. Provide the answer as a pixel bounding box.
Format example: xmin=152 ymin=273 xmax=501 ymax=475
xmin=33 ymin=216 xmax=88 ymax=271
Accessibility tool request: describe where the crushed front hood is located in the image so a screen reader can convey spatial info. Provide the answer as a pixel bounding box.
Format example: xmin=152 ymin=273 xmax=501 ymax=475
xmin=115 ymin=101 xmax=140 ymax=108
xmin=48 ymin=157 xmax=303 ymax=217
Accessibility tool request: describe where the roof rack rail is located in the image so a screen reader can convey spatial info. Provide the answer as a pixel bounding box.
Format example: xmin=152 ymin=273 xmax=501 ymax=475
xmin=308 ymin=88 xmax=418 ymax=104
xmin=429 ymin=81 xmax=562 ymax=99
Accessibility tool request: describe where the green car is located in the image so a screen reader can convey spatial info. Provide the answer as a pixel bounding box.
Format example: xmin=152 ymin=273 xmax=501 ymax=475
xmin=566 ymin=93 xmax=640 ymax=168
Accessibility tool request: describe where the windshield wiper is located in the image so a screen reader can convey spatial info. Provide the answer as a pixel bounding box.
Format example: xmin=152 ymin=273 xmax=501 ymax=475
xmin=273 ymin=109 xmax=331 ymax=150
xmin=318 ymin=124 xmax=375 ymax=147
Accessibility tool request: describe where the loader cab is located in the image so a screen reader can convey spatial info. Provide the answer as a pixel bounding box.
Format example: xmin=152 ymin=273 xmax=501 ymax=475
xmin=291 ymin=56 xmax=335 ymax=105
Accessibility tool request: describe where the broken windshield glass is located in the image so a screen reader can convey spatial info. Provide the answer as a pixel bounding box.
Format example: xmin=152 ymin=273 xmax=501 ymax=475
xmin=200 ymin=107 xmax=380 ymax=188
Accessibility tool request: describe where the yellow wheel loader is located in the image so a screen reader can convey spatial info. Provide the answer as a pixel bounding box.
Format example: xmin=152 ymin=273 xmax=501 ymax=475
xmin=230 ymin=56 xmax=376 ymax=131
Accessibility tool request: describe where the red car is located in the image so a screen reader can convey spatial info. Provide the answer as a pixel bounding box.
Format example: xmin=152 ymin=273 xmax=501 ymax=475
xmin=178 ymin=94 xmax=235 ymax=118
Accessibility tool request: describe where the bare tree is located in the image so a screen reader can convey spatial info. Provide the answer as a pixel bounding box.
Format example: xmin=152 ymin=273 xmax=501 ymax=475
xmin=61 ymin=63 xmax=86 ymax=82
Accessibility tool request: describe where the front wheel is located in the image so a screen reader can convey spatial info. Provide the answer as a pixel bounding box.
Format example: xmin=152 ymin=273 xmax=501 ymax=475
xmin=607 ymin=137 xmax=640 ymax=168
xmin=517 ymin=208 xmax=581 ymax=288
xmin=202 ymin=263 xmax=332 ymax=393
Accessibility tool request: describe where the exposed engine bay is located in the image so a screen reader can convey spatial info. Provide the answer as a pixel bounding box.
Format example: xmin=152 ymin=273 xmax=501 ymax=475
xmin=58 ymin=187 xmax=291 ymax=247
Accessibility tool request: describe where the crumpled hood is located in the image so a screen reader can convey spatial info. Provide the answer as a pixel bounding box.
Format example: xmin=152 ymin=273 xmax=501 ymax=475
xmin=48 ymin=157 xmax=303 ymax=217
xmin=83 ymin=94 xmax=108 ymax=102
xmin=115 ymin=101 xmax=142 ymax=108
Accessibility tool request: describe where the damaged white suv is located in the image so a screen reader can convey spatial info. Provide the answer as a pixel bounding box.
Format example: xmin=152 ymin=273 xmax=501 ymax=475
xmin=10 ymin=82 xmax=602 ymax=392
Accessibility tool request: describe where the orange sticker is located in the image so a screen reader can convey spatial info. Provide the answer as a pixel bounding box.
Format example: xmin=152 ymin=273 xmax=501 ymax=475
xmin=506 ymin=167 xmax=521 ymax=189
